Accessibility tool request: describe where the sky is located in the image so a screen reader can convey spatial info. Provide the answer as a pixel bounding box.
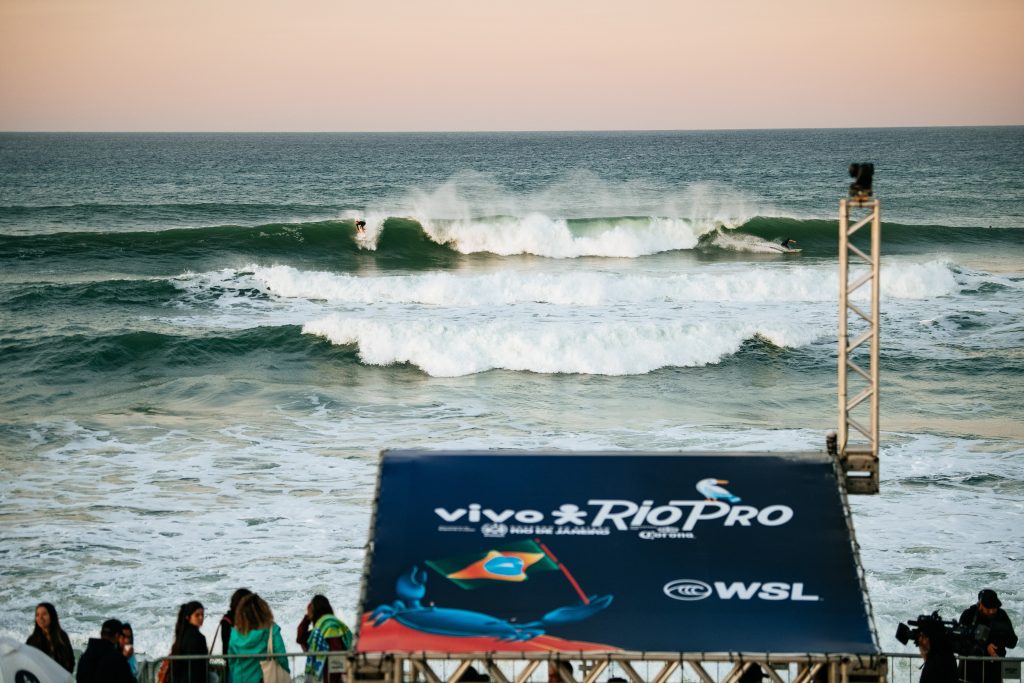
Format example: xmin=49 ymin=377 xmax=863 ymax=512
xmin=1 ymin=0 xmax=1022 ymax=132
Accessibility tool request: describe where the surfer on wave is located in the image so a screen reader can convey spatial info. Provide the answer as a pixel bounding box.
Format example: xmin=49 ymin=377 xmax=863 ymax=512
xmin=780 ymin=238 xmax=797 ymax=251
xmin=356 ymin=220 xmax=367 ymax=237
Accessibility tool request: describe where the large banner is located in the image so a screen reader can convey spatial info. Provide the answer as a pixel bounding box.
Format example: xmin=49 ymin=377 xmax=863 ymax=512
xmin=356 ymin=451 xmax=878 ymax=654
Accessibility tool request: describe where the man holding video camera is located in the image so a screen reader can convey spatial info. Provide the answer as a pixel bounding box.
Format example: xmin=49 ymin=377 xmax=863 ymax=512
xmin=959 ymin=589 xmax=1018 ymax=683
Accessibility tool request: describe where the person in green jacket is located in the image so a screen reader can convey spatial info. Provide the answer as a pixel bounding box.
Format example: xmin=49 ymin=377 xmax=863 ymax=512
xmin=227 ymin=593 xmax=289 ymax=683
xmin=297 ymin=595 xmax=352 ymax=682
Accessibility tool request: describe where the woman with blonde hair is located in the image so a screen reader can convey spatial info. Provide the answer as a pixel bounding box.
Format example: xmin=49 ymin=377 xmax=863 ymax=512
xmin=227 ymin=593 xmax=290 ymax=683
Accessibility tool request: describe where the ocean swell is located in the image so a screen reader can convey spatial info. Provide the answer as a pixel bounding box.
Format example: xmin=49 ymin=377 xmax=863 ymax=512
xmin=2 ymin=217 xmax=1019 ymax=270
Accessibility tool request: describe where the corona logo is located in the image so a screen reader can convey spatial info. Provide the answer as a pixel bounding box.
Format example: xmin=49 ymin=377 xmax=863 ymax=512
xmin=481 ymin=523 xmax=509 ymax=538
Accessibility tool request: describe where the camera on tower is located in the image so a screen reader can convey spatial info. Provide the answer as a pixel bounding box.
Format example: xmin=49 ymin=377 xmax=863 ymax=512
xmin=848 ymin=163 xmax=874 ymax=199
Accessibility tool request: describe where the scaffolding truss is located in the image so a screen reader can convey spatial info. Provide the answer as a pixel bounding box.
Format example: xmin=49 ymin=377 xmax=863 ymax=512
xmin=837 ymin=198 xmax=881 ymax=494
xmin=345 ymin=653 xmax=888 ymax=683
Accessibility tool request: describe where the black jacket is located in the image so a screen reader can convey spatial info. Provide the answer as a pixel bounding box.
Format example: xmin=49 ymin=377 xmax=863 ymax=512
xmin=76 ymin=637 xmax=134 ymax=683
xmin=958 ymin=605 xmax=1018 ymax=683
xmin=920 ymin=649 xmax=958 ymax=683
xmin=171 ymin=623 xmax=209 ymax=683
xmin=218 ymin=611 xmax=235 ymax=655
xmin=959 ymin=605 xmax=1019 ymax=655
xmin=27 ymin=628 xmax=76 ymax=673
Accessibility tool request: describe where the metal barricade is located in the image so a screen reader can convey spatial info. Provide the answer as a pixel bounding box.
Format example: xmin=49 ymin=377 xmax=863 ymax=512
xmin=135 ymin=651 xmax=1024 ymax=683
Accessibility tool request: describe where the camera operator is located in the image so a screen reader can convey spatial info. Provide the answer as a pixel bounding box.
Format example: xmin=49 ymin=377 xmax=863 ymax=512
xmin=959 ymin=589 xmax=1018 ymax=683
xmin=916 ymin=618 xmax=958 ymax=683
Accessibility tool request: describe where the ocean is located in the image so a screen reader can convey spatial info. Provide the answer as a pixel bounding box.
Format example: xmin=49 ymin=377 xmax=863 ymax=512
xmin=1 ymin=129 xmax=1022 ymax=658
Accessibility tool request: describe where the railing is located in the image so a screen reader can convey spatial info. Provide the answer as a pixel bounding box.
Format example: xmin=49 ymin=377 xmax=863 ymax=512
xmin=133 ymin=651 xmax=1024 ymax=683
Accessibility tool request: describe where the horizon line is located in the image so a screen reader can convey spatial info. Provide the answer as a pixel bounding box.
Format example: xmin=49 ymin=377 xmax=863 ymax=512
xmin=2 ymin=123 xmax=1023 ymax=135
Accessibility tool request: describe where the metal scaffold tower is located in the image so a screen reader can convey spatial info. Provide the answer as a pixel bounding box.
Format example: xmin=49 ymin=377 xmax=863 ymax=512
xmin=837 ymin=197 xmax=881 ymax=494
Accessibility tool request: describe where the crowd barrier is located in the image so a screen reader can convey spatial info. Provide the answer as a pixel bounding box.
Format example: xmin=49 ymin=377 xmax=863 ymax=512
xmin=133 ymin=651 xmax=1024 ymax=683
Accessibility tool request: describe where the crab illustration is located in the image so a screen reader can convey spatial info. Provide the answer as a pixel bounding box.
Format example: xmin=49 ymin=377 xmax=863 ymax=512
xmin=370 ymin=566 xmax=613 ymax=641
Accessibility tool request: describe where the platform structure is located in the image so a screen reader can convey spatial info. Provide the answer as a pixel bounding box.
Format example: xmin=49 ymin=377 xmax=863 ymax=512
xmin=345 ymin=652 xmax=887 ymax=683
xmin=350 ymin=450 xmax=883 ymax=683
xmin=836 ymin=198 xmax=881 ymax=494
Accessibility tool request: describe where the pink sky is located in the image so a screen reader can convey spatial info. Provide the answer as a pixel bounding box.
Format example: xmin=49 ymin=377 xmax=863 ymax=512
xmin=1 ymin=0 xmax=1022 ymax=131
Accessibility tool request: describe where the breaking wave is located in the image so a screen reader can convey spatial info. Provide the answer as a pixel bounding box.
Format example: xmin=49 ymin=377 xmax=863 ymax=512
xmin=180 ymin=259 xmax=964 ymax=307
xmin=301 ymin=316 xmax=822 ymax=377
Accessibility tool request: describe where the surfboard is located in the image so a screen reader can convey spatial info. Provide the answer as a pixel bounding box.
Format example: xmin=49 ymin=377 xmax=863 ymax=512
xmin=782 ymin=248 xmax=802 ymax=253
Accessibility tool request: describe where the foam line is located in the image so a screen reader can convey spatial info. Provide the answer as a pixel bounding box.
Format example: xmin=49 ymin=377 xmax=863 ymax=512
xmin=301 ymin=316 xmax=823 ymax=377
xmin=233 ymin=260 xmax=962 ymax=305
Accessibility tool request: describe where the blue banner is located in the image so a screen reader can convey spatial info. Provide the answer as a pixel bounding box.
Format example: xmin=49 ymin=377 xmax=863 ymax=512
xmin=357 ymin=451 xmax=878 ymax=654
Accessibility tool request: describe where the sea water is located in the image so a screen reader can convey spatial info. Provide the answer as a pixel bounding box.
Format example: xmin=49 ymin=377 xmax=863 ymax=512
xmin=1 ymin=129 xmax=1022 ymax=657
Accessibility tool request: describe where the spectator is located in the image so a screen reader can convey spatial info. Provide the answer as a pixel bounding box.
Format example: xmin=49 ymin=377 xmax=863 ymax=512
xmin=738 ymin=665 xmax=766 ymax=683
xmin=297 ymin=594 xmax=352 ymax=682
xmin=170 ymin=601 xmax=209 ymax=683
xmin=121 ymin=622 xmax=138 ymax=681
xmin=218 ymin=589 xmax=251 ymax=654
xmin=76 ymin=618 xmax=134 ymax=683
xmin=458 ymin=665 xmax=490 ymax=682
xmin=227 ymin=593 xmax=289 ymax=683
xmin=548 ymin=662 xmax=573 ymax=683
xmin=27 ymin=602 xmax=75 ymax=673
xmin=218 ymin=588 xmax=252 ymax=683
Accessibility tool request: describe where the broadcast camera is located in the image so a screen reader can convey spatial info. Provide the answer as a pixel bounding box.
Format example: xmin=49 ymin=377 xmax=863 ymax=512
xmin=848 ymin=163 xmax=874 ymax=199
xmin=896 ymin=611 xmax=991 ymax=656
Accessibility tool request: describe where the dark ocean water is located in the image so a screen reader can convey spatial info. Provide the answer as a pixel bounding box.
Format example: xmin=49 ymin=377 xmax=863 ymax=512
xmin=1 ymin=129 xmax=1022 ymax=655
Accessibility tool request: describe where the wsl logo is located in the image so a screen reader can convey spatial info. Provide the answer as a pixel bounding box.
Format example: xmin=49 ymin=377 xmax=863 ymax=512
xmin=663 ymin=579 xmax=713 ymax=601
xmin=664 ymin=579 xmax=820 ymax=602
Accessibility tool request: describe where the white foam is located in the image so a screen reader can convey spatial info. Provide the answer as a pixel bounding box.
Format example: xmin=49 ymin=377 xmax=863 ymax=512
xmin=155 ymin=259 xmax=980 ymax=378
xmin=396 ymin=170 xmax=771 ymax=223
xmin=417 ymin=214 xmax=702 ymax=258
xmin=879 ymin=259 xmax=961 ymax=299
xmin=301 ymin=316 xmax=824 ymax=377
xmin=354 ymin=172 xmax=775 ymax=257
xmin=4 ymin=421 xmax=1019 ymax=656
xmin=237 ymin=260 xmax=961 ymax=307
xmin=707 ymin=228 xmax=789 ymax=254
xmin=851 ymin=433 xmax=1024 ymax=650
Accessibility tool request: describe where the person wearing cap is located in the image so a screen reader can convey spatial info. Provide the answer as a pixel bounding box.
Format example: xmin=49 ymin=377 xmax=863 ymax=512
xmin=958 ymin=589 xmax=1018 ymax=683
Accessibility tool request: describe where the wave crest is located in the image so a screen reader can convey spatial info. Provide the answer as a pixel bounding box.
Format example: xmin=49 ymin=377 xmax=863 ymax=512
xmin=419 ymin=214 xmax=702 ymax=257
xmin=302 ymin=316 xmax=821 ymax=377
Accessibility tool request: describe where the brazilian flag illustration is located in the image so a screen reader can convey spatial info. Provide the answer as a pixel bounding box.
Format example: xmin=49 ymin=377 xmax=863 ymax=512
xmin=426 ymin=540 xmax=560 ymax=589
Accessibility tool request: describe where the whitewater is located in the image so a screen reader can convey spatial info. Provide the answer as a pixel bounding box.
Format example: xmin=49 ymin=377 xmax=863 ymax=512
xmin=1 ymin=129 xmax=1022 ymax=661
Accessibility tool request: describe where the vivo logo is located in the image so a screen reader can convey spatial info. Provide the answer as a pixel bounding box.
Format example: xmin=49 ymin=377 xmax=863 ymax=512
xmin=664 ymin=580 xmax=820 ymax=602
xmin=434 ymin=504 xmax=544 ymax=524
